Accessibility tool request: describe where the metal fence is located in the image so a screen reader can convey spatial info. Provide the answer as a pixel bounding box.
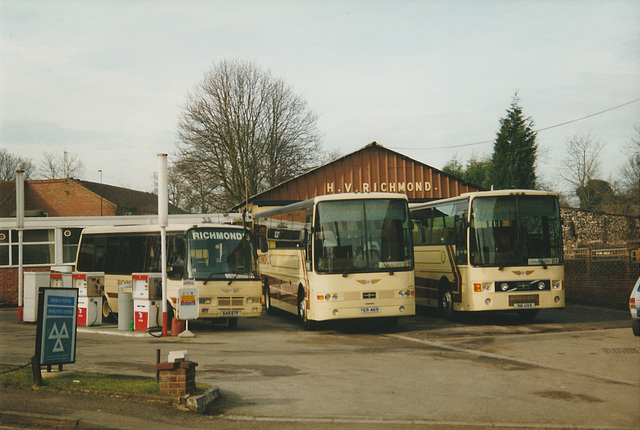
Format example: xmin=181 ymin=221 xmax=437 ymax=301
xmin=564 ymin=247 xmax=631 ymax=261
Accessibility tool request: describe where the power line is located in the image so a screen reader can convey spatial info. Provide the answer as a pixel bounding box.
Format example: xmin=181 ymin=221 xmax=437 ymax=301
xmin=390 ymin=97 xmax=640 ymax=151
xmin=535 ymin=97 xmax=640 ymax=132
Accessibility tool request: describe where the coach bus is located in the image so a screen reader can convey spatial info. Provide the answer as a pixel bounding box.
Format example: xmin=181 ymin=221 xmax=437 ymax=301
xmin=254 ymin=192 xmax=415 ymax=329
xmin=410 ymin=189 xmax=564 ymax=320
xmin=75 ymin=223 xmax=262 ymax=327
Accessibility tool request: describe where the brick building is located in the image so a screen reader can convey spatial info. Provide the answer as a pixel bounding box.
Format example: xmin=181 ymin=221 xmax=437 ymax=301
xmin=0 ymin=178 xmax=184 ymax=218
xmin=0 ymin=178 xmax=186 ymax=305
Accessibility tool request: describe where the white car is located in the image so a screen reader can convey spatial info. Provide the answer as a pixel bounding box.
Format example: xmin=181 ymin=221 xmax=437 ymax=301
xmin=630 ymin=277 xmax=640 ymax=336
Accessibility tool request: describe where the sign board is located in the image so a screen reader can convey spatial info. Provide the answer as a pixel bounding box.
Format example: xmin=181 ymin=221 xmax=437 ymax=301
xmin=35 ymin=288 xmax=78 ymax=366
xmin=177 ymin=286 xmax=198 ymax=320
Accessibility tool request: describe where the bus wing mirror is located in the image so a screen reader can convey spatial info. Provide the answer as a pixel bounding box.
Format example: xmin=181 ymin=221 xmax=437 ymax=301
xmin=259 ymin=237 xmax=268 ymax=253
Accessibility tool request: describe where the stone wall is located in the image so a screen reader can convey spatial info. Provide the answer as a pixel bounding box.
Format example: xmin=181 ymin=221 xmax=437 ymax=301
xmin=561 ymin=208 xmax=640 ymax=310
xmin=561 ymin=207 xmax=640 ymax=250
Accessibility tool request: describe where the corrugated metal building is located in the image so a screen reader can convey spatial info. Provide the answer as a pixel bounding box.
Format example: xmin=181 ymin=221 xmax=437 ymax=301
xmin=240 ymin=142 xmax=482 ymax=213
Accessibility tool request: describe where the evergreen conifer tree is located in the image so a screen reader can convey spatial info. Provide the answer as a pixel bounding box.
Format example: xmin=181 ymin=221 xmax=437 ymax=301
xmin=490 ymin=94 xmax=538 ymax=189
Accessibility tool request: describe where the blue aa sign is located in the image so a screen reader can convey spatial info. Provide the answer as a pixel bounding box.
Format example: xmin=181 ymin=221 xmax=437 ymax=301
xmin=35 ymin=288 xmax=78 ymax=366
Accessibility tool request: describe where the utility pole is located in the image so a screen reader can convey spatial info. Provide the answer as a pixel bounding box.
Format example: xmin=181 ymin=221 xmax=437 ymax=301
xmin=98 ymin=169 xmax=103 ymax=216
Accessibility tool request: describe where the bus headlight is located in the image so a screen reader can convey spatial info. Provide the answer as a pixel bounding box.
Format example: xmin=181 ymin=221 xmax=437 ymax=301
xmin=552 ymin=281 xmax=562 ymax=289
xmin=501 ymin=283 xmax=509 ymax=291
xmin=317 ymin=294 xmax=339 ymax=301
xmin=199 ymin=298 xmax=211 ymax=304
xmin=474 ymin=283 xmax=492 ymax=292
xmin=538 ymin=282 xmax=546 ymax=290
xmin=247 ymin=297 xmax=261 ymax=304
xmin=398 ymin=290 xmax=411 ymax=297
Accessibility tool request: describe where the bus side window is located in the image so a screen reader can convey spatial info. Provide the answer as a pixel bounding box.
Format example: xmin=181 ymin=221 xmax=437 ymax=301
xmin=77 ymin=236 xmax=100 ymax=271
xmin=412 ymin=219 xmax=425 ymax=245
xmin=454 ymin=202 xmax=469 ymax=264
xmin=167 ymin=235 xmax=185 ymax=279
xmin=454 ymin=215 xmax=468 ymax=264
xmin=94 ymin=237 xmax=107 ymax=271
xmin=147 ymin=235 xmax=161 ymax=272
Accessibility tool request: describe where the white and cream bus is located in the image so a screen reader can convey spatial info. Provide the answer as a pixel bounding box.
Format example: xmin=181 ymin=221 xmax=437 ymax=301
xmin=410 ymin=189 xmax=564 ymax=320
xmin=254 ymin=193 xmax=415 ymax=329
xmin=75 ymin=223 xmax=262 ymax=327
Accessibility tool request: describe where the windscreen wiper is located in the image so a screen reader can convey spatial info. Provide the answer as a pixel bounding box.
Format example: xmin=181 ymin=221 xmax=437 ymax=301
xmin=342 ymin=246 xmax=362 ymax=277
xmin=203 ymin=271 xmax=216 ymax=285
xmin=498 ymin=256 xmax=518 ymax=271
xmin=526 ymin=241 xmax=548 ymax=269
xmin=531 ymin=252 xmax=548 ymax=269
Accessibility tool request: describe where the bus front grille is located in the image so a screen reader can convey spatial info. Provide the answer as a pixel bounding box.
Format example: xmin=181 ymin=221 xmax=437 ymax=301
xmin=218 ymin=297 xmax=244 ymax=307
xmin=509 ymin=294 xmax=539 ymax=306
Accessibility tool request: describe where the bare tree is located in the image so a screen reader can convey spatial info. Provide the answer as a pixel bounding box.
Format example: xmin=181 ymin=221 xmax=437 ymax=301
xmin=176 ymin=60 xmax=322 ymax=211
xmin=619 ymin=124 xmax=640 ymax=215
xmin=622 ymin=125 xmax=640 ymax=196
xmin=0 ymin=148 xmax=36 ymax=180
xmin=560 ymin=132 xmax=604 ymax=208
xmin=38 ymin=150 xmax=84 ymax=179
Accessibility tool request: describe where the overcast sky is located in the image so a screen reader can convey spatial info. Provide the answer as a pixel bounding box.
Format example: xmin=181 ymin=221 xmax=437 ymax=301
xmin=2 ymin=0 xmax=639 ymax=195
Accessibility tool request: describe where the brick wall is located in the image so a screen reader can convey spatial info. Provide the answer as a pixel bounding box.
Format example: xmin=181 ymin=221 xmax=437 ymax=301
xmin=565 ymin=259 xmax=640 ymax=310
xmin=0 ymin=268 xmax=50 ymax=306
xmin=157 ymin=360 xmax=197 ymax=396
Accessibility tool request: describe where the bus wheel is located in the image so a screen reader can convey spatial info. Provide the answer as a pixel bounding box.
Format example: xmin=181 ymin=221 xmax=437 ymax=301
xmin=265 ymin=282 xmax=276 ymax=315
xmin=439 ymin=286 xmax=454 ymax=320
xmin=102 ymin=296 xmax=115 ymax=322
xmin=227 ymin=318 xmax=238 ymax=329
xmin=298 ymin=289 xmax=315 ymax=331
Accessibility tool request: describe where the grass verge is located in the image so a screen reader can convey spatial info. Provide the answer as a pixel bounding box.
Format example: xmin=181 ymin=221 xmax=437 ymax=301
xmin=0 ymin=363 xmax=209 ymax=398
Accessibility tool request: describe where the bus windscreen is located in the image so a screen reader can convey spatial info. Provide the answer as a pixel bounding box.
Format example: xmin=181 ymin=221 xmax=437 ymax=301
xmin=187 ymin=228 xmax=258 ymax=281
xmin=469 ymin=195 xmax=563 ymax=268
xmin=314 ymin=199 xmax=413 ymax=274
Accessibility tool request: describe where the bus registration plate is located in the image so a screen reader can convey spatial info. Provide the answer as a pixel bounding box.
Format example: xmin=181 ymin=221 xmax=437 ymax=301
xmin=358 ymin=307 xmax=381 ymax=314
xmin=514 ymin=303 xmax=536 ymax=309
xmin=221 ymin=311 xmax=241 ymax=317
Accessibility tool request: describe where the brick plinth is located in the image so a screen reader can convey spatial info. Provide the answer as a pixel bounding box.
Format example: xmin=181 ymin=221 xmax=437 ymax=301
xmin=156 ymin=359 xmax=198 ymax=395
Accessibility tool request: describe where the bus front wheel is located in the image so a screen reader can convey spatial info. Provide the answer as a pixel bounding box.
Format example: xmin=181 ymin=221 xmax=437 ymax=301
xmin=298 ymin=289 xmax=315 ymax=331
xmin=102 ymin=296 xmax=116 ymax=322
xmin=439 ymin=286 xmax=454 ymax=320
xmin=265 ymin=282 xmax=276 ymax=315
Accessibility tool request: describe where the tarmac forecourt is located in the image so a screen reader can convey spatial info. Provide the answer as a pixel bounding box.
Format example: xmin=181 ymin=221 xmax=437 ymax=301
xmin=1 ymin=305 xmax=638 ymax=430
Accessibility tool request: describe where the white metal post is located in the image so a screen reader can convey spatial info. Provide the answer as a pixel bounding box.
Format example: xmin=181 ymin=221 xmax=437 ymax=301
xmin=157 ymin=154 xmax=169 ymax=336
xmin=16 ymin=170 xmax=25 ymax=323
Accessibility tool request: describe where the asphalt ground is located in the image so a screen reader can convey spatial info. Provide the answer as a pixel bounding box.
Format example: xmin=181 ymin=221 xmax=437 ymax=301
xmin=1 ymin=305 xmax=638 ymax=430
